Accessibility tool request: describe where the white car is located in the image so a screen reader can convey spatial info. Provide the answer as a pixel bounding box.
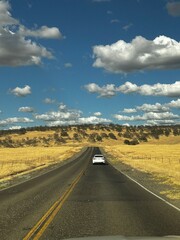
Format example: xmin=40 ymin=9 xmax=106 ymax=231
xmin=92 ymin=154 xmax=106 ymax=164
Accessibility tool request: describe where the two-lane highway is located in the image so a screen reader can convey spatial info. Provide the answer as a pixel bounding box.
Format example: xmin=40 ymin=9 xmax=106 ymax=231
xmin=0 ymin=147 xmax=93 ymax=240
xmin=0 ymin=147 xmax=180 ymax=240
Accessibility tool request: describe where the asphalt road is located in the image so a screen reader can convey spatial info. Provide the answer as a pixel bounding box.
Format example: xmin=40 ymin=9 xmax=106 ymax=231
xmin=0 ymin=147 xmax=180 ymax=240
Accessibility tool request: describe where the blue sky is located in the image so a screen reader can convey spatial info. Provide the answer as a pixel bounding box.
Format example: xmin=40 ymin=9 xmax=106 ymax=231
xmin=0 ymin=0 xmax=180 ymax=129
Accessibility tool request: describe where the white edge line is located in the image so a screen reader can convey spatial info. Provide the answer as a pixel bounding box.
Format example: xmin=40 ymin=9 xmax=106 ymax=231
xmin=100 ymin=146 xmax=180 ymax=213
xmin=115 ymin=165 xmax=180 ymax=212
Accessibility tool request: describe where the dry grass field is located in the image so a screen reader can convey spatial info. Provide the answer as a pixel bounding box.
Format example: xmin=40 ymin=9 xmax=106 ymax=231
xmin=104 ymin=140 xmax=180 ymax=199
xmin=0 ymin=125 xmax=180 ymax=200
xmin=0 ymin=146 xmax=82 ymax=182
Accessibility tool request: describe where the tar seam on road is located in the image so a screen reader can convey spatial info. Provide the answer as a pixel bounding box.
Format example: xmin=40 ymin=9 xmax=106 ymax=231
xmin=23 ymin=169 xmax=85 ymax=240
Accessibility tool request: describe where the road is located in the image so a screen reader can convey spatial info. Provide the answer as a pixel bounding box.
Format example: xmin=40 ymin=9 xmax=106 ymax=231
xmin=0 ymin=147 xmax=180 ymax=240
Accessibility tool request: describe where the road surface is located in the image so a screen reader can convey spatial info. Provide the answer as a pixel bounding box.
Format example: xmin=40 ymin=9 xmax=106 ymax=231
xmin=0 ymin=147 xmax=179 ymax=240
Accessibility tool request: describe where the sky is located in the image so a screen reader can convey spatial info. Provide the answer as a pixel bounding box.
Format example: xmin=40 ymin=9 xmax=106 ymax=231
xmin=0 ymin=0 xmax=180 ymax=129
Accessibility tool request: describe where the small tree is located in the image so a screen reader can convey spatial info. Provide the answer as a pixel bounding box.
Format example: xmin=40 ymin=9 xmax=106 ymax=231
xmin=124 ymin=139 xmax=130 ymax=145
xmin=108 ymin=132 xmax=117 ymax=140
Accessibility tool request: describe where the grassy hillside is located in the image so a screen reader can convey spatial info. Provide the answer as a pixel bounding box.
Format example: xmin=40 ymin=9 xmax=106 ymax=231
xmin=0 ymin=124 xmax=180 ymax=199
xmin=0 ymin=124 xmax=179 ymax=147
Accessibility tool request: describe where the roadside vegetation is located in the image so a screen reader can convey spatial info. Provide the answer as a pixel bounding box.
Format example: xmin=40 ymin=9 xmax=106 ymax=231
xmin=104 ymin=142 xmax=180 ymax=200
xmin=0 ymin=146 xmax=82 ymax=182
xmin=0 ymin=124 xmax=179 ymax=147
xmin=0 ymin=124 xmax=180 ymax=199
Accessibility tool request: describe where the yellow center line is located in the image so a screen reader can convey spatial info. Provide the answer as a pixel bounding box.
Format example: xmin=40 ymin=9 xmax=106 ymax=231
xmin=23 ymin=169 xmax=85 ymax=240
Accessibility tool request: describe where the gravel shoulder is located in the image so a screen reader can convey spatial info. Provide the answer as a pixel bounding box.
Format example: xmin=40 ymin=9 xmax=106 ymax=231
xmin=101 ymin=148 xmax=180 ymax=210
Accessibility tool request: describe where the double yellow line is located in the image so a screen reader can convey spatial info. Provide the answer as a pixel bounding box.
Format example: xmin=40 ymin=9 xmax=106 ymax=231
xmin=23 ymin=169 xmax=85 ymax=240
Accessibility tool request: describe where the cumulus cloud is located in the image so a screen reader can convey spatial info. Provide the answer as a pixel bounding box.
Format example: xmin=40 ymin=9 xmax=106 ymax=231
xmin=121 ymin=100 xmax=180 ymax=116
xmin=84 ymin=83 xmax=117 ymax=98
xmin=114 ymin=114 xmax=143 ymax=121
xmin=84 ymin=81 xmax=180 ymax=98
xmin=64 ymin=63 xmax=72 ymax=68
xmin=114 ymin=112 xmax=179 ymax=122
xmin=94 ymin=112 xmax=102 ymax=116
xmin=167 ymin=99 xmax=180 ymax=108
xmin=10 ymin=85 xmax=31 ymax=97
xmin=0 ymin=1 xmax=18 ymax=25
xmin=18 ymin=107 xmax=34 ymax=112
xmin=43 ymin=98 xmax=56 ymax=104
xmin=0 ymin=117 xmax=33 ymax=126
xmin=166 ymin=1 xmax=180 ymax=17
xmin=0 ymin=1 xmax=62 ymax=66
xmin=123 ymin=108 xmax=137 ymax=113
xmin=146 ymin=120 xmax=177 ymax=125
xmin=35 ymin=105 xmax=111 ymax=126
xmin=93 ymin=35 xmax=180 ymax=73
xmin=19 ymin=26 xmax=62 ymax=39
xmin=78 ymin=116 xmax=110 ymax=124
xmin=9 ymin=126 xmax=22 ymax=130
xmin=118 ymin=81 xmax=180 ymax=97
xmin=59 ymin=103 xmax=67 ymax=110
xmin=137 ymin=103 xmax=170 ymax=112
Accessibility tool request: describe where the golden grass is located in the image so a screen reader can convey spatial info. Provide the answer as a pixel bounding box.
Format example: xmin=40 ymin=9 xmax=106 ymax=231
xmin=1 ymin=128 xmax=180 ymax=199
xmin=104 ymin=144 xmax=180 ymax=199
xmin=0 ymin=146 xmax=82 ymax=181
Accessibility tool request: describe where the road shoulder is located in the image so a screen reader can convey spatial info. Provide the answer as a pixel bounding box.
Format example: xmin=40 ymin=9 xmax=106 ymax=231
xmin=0 ymin=147 xmax=87 ymax=191
xmin=101 ymin=147 xmax=180 ymax=210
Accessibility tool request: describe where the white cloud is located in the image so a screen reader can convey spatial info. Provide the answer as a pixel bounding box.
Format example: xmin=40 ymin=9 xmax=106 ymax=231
xmin=19 ymin=26 xmax=62 ymax=39
xmin=0 ymin=1 xmax=18 ymax=25
xmin=122 ymin=23 xmax=133 ymax=31
xmin=146 ymin=120 xmax=177 ymax=125
xmin=167 ymin=99 xmax=180 ymax=108
xmin=144 ymin=112 xmax=179 ymax=120
xmin=59 ymin=103 xmax=67 ymax=110
xmin=114 ymin=114 xmax=143 ymax=121
xmin=137 ymin=103 xmax=169 ymax=112
xmin=123 ymin=123 xmax=130 ymax=126
xmin=118 ymin=81 xmax=180 ymax=97
xmin=10 ymin=85 xmax=31 ymax=97
xmin=166 ymin=2 xmax=180 ymax=17
xmin=123 ymin=108 xmax=137 ymax=113
xmin=18 ymin=107 xmax=34 ymax=112
xmin=93 ymin=35 xmax=180 ymax=73
xmin=114 ymin=112 xmax=179 ymax=122
xmin=43 ymin=98 xmax=56 ymax=104
xmin=64 ymin=63 xmax=72 ymax=68
xmin=9 ymin=126 xmax=22 ymax=130
xmin=84 ymin=83 xmax=117 ymax=98
xmin=35 ymin=111 xmax=81 ymax=122
xmin=0 ymin=1 xmax=62 ymax=66
xmin=94 ymin=112 xmax=102 ymax=116
xmin=111 ymin=19 xmax=120 ymax=23
xmin=0 ymin=117 xmax=33 ymax=126
xmin=85 ymin=81 xmax=180 ymax=98
xmin=78 ymin=116 xmax=110 ymax=124
xmin=35 ymin=105 xmax=111 ymax=126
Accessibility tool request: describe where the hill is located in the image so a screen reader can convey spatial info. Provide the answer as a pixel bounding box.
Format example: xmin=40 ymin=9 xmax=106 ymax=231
xmin=0 ymin=124 xmax=179 ymax=148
